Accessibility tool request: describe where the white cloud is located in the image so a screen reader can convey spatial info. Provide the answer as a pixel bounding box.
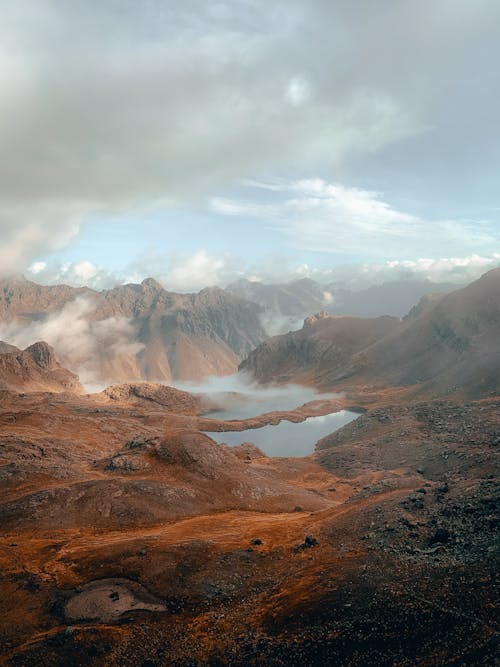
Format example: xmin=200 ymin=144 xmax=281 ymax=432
xmin=71 ymin=260 xmax=99 ymax=283
xmin=384 ymin=254 xmax=500 ymax=285
xmin=1 ymin=1 xmax=498 ymax=274
xmin=29 ymin=261 xmax=47 ymax=275
xmin=25 ymin=260 xmax=121 ymax=290
xmin=161 ymin=250 xmax=230 ymax=292
xmin=286 ymin=77 xmax=311 ymax=107
xmin=212 ymin=179 xmax=498 ymax=258
xmin=24 ymin=250 xmax=500 ymax=295
xmin=275 ymin=255 xmax=500 ymax=289
xmin=27 ymin=250 xmax=241 ymax=293
xmin=0 ymin=200 xmax=84 ymax=276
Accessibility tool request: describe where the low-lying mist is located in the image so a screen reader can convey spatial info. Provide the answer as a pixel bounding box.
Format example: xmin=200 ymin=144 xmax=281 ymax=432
xmin=174 ymin=372 xmax=340 ymax=419
xmin=0 ymin=296 xmax=144 ymax=387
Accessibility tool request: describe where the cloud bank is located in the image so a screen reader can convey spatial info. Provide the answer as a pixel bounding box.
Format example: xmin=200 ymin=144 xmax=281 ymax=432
xmin=25 ymin=251 xmax=500 ymax=295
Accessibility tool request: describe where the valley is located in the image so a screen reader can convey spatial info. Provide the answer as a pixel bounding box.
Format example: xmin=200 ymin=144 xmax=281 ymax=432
xmin=0 ymin=270 xmax=498 ymax=665
xmin=2 ymin=4 xmax=499 ymax=664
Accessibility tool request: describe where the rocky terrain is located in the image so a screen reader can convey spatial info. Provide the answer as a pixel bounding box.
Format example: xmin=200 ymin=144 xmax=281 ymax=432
xmin=0 ymin=378 xmax=497 ymax=666
xmin=0 ymin=277 xmax=266 ymax=385
xmin=0 ymin=269 xmax=498 ymax=666
xmin=240 ymin=311 xmax=399 ymax=385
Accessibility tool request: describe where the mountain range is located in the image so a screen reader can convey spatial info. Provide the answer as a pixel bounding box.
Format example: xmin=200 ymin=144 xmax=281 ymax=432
xmin=0 ymin=277 xmax=266 ymax=386
xmin=0 ymin=267 xmax=498 ymax=665
xmin=0 ymin=274 xmax=466 ymax=388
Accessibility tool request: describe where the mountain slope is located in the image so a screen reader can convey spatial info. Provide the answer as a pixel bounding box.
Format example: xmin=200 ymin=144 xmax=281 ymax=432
xmin=356 ymin=266 xmax=500 ymax=395
xmin=241 ymin=268 xmax=500 ymax=397
xmin=329 ymin=278 xmax=459 ymax=317
xmin=240 ymin=312 xmax=400 ymax=384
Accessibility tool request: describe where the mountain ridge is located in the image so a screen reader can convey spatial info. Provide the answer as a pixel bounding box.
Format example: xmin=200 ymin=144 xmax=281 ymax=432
xmin=0 ymin=277 xmax=267 ymax=385
xmin=240 ymin=267 xmax=500 ymax=398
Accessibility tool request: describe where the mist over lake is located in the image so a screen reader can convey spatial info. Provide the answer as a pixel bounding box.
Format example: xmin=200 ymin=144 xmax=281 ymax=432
xmin=174 ymin=372 xmax=341 ymax=420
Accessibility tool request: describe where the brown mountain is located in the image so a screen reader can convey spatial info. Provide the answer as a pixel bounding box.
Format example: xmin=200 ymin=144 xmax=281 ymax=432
xmin=0 ymin=276 xmax=92 ymax=320
xmin=241 ymin=268 xmax=500 ymax=398
xmin=240 ymin=312 xmax=399 ymax=384
xmin=0 ymin=277 xmax=266 ymax=385
xmin=354 ymin=266 xmax=500 ymax=396
xmin=0 ymin=341 xmax=83 ymax=393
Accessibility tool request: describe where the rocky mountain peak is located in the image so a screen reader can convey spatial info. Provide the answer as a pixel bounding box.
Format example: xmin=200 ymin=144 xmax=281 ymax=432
xmin=140 ymin=277 xmax=165 ymax=292
xmin=25 ymin=341 xmax=57 ymax=369
xmin=0 ymin=340 xmax=20 ymax=355
xmin=196 ymin=285 xmax=226 ymax=301
xmin=303 ymin=311 xmax=330 ymax=328
xmin=0 ymin=341 xmax=83 ymax=393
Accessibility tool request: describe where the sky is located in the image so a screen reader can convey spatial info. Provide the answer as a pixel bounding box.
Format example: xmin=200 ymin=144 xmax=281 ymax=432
xmin=1 ymin=0 xmax=499 ymax=292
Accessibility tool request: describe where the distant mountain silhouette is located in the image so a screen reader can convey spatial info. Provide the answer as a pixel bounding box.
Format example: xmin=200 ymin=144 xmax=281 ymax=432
xmin=228 ymin=276 xmax=460 ymax=331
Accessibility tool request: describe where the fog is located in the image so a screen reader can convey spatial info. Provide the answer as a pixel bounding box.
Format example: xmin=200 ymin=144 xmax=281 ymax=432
xmin=173 ymin=372 xmax=340 ymax=420
xmin=259 ymin=312 xmax=305 ymax=336
xmin=0 ymin=296 xmax=144 ymax=387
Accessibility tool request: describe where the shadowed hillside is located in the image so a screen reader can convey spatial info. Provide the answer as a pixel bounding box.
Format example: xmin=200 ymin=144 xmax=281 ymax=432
xmin=241 ymin=268 xmax=500 ymax=398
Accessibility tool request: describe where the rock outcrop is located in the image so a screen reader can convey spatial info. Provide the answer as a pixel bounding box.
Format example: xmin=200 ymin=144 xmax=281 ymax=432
xmin=0 ymin=341 xmax=83 ymax=393
xmin=101 ymin=382 xmax=200 ymax=413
